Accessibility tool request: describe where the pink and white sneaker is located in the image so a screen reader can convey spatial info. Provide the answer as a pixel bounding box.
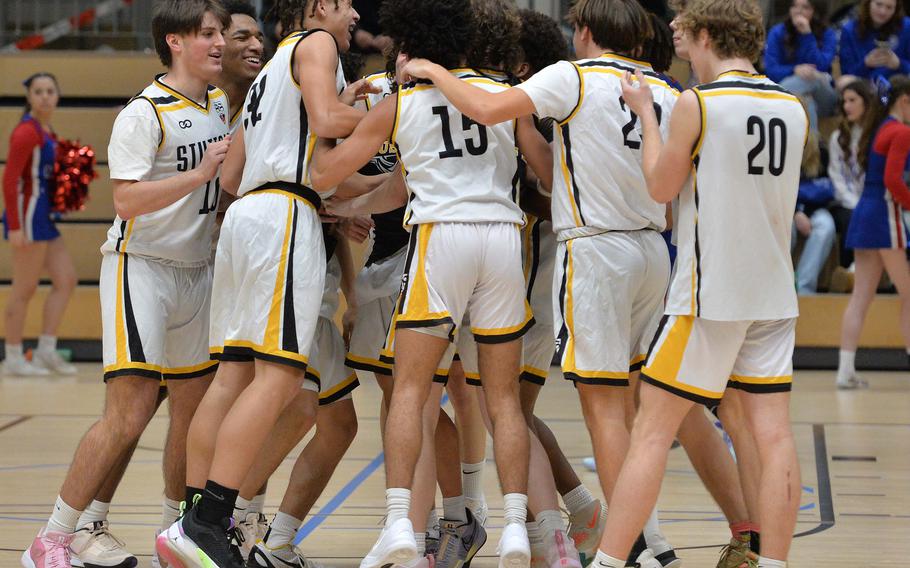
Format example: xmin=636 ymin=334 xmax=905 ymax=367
xmin=21 ymin=529 xmax=74 ymax=568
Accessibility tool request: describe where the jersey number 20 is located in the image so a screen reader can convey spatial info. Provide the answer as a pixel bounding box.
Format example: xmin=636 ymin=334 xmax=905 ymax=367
xmin=746 ymin=116 xmax=787 ymax=176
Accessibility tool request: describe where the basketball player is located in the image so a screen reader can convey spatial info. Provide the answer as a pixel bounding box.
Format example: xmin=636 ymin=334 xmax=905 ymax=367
xmin=308 ymin=0 xmax=556 ymax=565
xmin=592 ymin=1 xmax=807 ymax=567
xmin=21 ymin=2 xmax=232 ymax=568
xmin=403 ymin=0 xmax=680 ymax=565
xmin=155 ymin=0 xmax=367 ymax=566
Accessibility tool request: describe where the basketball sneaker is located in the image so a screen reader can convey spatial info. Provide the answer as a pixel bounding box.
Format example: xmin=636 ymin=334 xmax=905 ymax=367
xmin=151 ymin=530 xmax=167 ymax=568
xmin=836 ymin=373 xmax=868 ymax=390
xmin=155 ymin=507 xmax=242 ymax=568
xmin=716 ymin=535 xmax=758 ymax=568
xmin=465 ymin=498 xmax=488 ymax=527
xmin=566 ymin=499 xmax=605 ymax=567
xmin=360 ymin=517 xmax=417 ymax=568
xmin=33 ymin=349 xmax=78 ymax=375
xmin=541 ymin=529 xmax=581 ymax=568
xmin=3 ymin=357 xmax=50 ymax=377
xmin=70 ymin=521 xmax=137 ymax=568
xmin=435 ymin=509 xmax=487 ymax=568
xmin=237 ymin=512 xmax=268 ymax=557
xmin=496 ymin=522 xmax=531 ymax=568
xmin=21 ymin=529 xmax=74 ymax=568
xmin=247 ymin=541 xmax=325 ymax=568
xmin=627 ymin=549 xmax=662 ymax=568
xmin=652 ymin=549 xmax=682 ymax=568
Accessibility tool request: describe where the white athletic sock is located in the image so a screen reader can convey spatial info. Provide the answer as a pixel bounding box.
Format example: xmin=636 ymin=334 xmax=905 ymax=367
xmin=536 ymin=509 xmax=565 ymax=535
xmin=5 ymin=343 xmax=24 ymax=360
xmin=47 ymin=496 xmax=82 ymax=534
xmin=386 ymin=488 xmax=411 ymax=525
xmin=37 ymin=335 xmax=57 ymax=354
xmin=250 ymin=493 xmax=266 ymax=515
xmin=502 ymin=493 xmax=528 ymax=526
xmin=461 ymin=461 xmax=485 ymax=501
xmin=266 ymin=512 xmax=302 ymax=549
xmin=526 ymin=520 xmax=542 ymax=546
xmin=643 ymin=507 xmax=671 ymax=555
xmin=162 ymin=498 xmax=180 ymax=531
xmin=426 ymin=508 xmax=440 ymax=534
xmin=837 ymin=350 xmax=856 ymax=381
xmin=415 ymin=531 xmax=426 ymax=557
xmin=78 ymin=500 xmax=110 ymax=527
xmin=233 ymin=496 xmax=251 ymax=522
xmin=562 ymin=484 xmax=596 ymax=516
xmin=442 ymin=495 xmax=467 ymax=523
xmin=592 ymin=550 xmax=625 ymax=568
xmin=758 ymin=557 xmax=786 ymax=568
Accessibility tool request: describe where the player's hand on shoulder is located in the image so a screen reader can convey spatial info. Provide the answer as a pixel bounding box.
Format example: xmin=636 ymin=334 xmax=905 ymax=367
xmin=198 ymin=134 xmax=232 ymax=180
xmin=341 ymin=77 xmax=382 ymax=106
xmin=401 ymin=58 xmax=438 ymax=82
xmin=620 ymin=70 xmax=655 ymax=116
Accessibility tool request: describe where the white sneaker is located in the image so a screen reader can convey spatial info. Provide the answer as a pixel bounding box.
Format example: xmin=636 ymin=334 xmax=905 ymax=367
xmin=836 ymin=373 xmax=869 ymax=390
xmin=32 ymin=349 xmax=78 ymax=375
xmin=238 ymin=512 xmax=269 ymax=557
xmin=2 ymin=357 xmax=50 ymax=376
xmin=497 ymin=522 xmax=531 ymax=568
xmin=542 ymin=529 xmax=581 ymax=568
xmin=360 ymin=518 xmax=417 ymax=568
xmin=70 ymin=521 xmax=137 ymax=568
xmin=634 ymin=549 xmax=663 ymax=568
xmin=466 ymin=498 xmax=488 ymax=527
xmin=151 ymin=530 xmax=166 ymax=568
xmin=249 ymin=540 xmax=322 ymax=567
xmin=581 ymin=458 xmax=596 ymax=472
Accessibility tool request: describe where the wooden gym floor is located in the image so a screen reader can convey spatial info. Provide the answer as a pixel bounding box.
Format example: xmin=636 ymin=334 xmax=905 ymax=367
xmin=0 ymin=366 xmax=907 ymax=567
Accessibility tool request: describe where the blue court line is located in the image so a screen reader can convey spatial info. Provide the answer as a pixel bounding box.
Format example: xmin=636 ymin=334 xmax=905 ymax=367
xmin=293 ymin=394 xmax=451 ymax=545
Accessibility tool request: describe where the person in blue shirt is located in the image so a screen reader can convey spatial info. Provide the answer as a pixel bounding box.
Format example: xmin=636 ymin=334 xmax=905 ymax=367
xmin=764 ymin=0 xmax=837 ymax=132
xmin=839 ymin=0 xmax=910 ymax=84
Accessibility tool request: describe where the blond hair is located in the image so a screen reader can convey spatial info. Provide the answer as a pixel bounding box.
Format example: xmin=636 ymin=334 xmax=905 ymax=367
xmin=675 ymin=0 xmax=765 ymax=62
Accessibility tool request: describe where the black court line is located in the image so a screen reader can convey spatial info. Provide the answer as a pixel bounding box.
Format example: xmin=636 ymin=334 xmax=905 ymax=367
xmin=837 ymin=493 xmax=886 ymax=497
xmin=0 ymin=416 xmax=31 ymax=434
xmin=835 ymin=474 xmax=882 ymax=479
xmin=832 ymin=456 xmax=877 ymax=462
xmin=839 ymin=512 xmax=892 ymax=517
xmin=794 ymin=424 xmax=835 ymax=538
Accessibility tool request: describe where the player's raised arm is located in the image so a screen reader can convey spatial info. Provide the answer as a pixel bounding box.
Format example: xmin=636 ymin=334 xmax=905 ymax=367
xmin=298 ymin=31 xmax=367 ymax=139
xmin=621 ymin=70 xmax=701 ymax=203
xmin=310 ymin=96 xmax=397 ymax=191
xmin=403 ymin=58 xmax=536 ymax=125
xmin=327 ymin=170 xmax=408 ymax=217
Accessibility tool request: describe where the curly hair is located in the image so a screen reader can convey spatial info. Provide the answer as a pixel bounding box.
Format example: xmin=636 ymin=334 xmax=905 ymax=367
xmin=857 ymin=0 xmax=905 ymax=39
xmin=518 ymin=9 xmax=568 ymax=73
xmin=676 ymin=0 xmax=765 ymax=62
xmin=642 ymin=11 xmax=674 ymax=72
xmin=221 ymin=0 xmax=257 ymax=19
xmin=380 ymin=0 xmax=474 ymax=70
xmin=568 ymin=0 xmax=652 ymax=55
xmin=269 ymin=0 xmax=340 ymax=38
xmin=468 ymin=0 xmax=522 ymax=71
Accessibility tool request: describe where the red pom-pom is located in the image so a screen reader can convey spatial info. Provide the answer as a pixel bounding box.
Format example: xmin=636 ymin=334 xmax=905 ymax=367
xmin=53 ymin=138 xmax=97 ymax=213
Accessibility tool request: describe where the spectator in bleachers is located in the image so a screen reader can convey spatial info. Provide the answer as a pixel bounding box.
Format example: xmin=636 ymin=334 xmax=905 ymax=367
xmin=1 ymin=72 xmax=77 ymax=377
xmin=793 ymin=131 xmax=837 ymax=294
xmin=764 ymin=0 xmax=837 ymax=132
xmin=828 ymin=80 xmax=875 ymax=268
xmin=839 ymin=0 xmax=910 ymax=85
xmin=837 ymin=74 xmax=910 ymax=389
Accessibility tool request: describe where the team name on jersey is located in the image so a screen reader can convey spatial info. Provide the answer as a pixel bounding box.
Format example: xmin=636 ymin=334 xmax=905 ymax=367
xmin=176 ymin=133 xmax=229 ymax=172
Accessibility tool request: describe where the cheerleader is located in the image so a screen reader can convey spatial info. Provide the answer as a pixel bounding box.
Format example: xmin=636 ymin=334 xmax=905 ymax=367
xmin=2 ymin=73 xmax=77 ymax=376
xmin=838 ymin=75 xmax=910 ymax=388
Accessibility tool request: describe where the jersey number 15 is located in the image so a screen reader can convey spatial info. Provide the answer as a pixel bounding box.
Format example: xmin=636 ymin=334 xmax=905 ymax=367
xmin=432 ymin=106 xmax=488 ymax=159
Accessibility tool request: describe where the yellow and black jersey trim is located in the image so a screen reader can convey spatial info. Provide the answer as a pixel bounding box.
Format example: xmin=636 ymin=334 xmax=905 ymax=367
xmin=319 ymin=374 xmax=360 ymax=406
xmin=640 ymin=316 xmax=722 ymax=405
xmin=344 ymin=353 xmax=393 ymax=376
xmin=153 ymin=74 xmax=216 ymax=113
xmin=128 ymin=96 xmax=165 ymax=150
xmin=470 ymin=306 xmax=535 ymax=344
xmin=727 ymin=374 xmax=792 ymax=394
xmin=577 ymin=57 xmax=678 ymax=94
xmin=519 ymin=366 xmax=548 ymax=385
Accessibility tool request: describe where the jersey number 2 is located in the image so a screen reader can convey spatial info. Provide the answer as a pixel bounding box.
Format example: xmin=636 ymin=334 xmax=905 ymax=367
xmin=618 ymin=97 xmax=662 ymax=150
xmin=432 ymin=106 xmax=488 ymax=159
xmin=746 ymin=116 xmax=787 ymax=176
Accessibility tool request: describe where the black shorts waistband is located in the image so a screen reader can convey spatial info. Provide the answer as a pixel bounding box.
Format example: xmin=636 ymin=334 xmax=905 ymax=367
xmin=247 ymin=182 xmax=322 ymax=210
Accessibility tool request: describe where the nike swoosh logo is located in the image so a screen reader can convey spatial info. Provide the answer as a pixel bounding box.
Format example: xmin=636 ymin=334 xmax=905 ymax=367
xmin=253 ymin=547 xmax=299 ymax=567
xmin=586 ymin=513 xmax=598 ymax=529
xmin=205 ymin=490 xmax=225 ymax=502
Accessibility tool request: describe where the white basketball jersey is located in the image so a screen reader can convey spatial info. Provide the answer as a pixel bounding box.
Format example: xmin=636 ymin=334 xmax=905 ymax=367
xmin=238 ymin=29 xmax=345 ymax=197
xmin=665 ymin=71 xmax=808 ymax=321
xmin=529 ymin=54 xmax=676 ymax=240
xmin=102 ymin=77 xmax=230 ymax=265
xmin=393 ymin=69 xmax=524 ymax=226
xmin=361 ymin=72 xmax=398 ymax=175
